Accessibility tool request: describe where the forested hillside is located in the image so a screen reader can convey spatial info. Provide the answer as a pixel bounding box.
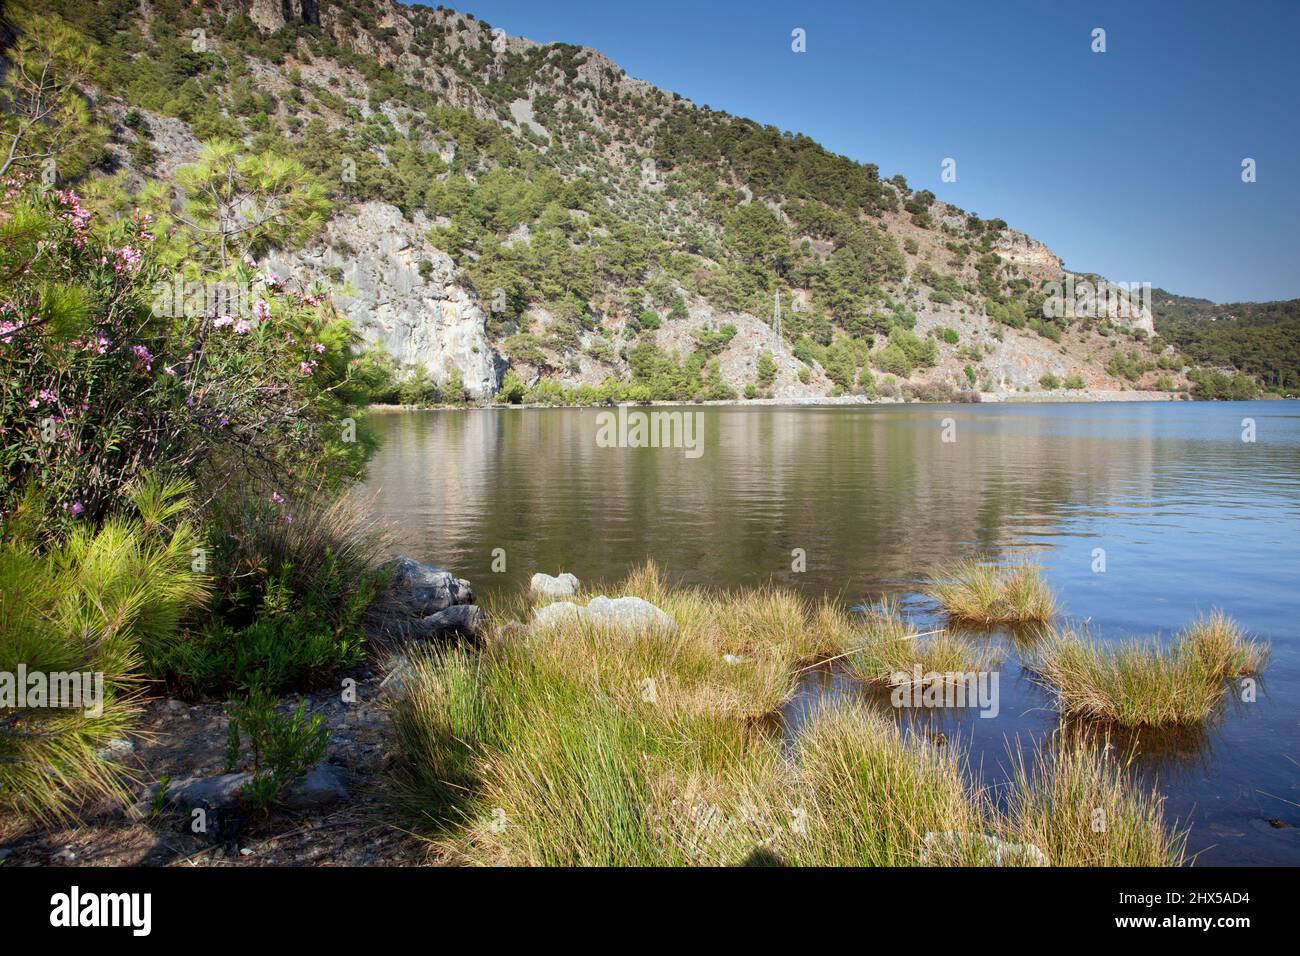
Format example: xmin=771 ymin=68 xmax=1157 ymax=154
xmin=4 ymin=0 xmax=1270 ymax=402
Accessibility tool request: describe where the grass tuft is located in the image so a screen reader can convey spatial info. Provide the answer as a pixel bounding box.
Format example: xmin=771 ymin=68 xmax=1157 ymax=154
xmin=926 ymin=559 xmax=1056 ymax=625
xmin=1031 ymin=612 xmax=1267 ymax=726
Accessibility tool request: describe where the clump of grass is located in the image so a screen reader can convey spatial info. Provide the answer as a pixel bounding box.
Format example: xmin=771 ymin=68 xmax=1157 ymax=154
xmin=830 ymin=599 xmax=995 ymax=685
xmin=1031 ymin=612 xmax=1266 ymax=726
xmin=780 ymin=703 xmax=989 ymax=865
xmin=1181 ymin=610 xmax=1268 ymax=679
xmin=1000 ymin=731 xmax=1187 ymax=866
xmin=926 ymin=559 xmax=1056 ymax=625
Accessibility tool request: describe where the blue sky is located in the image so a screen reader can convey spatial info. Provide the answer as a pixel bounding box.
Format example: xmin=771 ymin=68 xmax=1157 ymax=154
xmin=409 ymin=1 xmax=1299 ymax=303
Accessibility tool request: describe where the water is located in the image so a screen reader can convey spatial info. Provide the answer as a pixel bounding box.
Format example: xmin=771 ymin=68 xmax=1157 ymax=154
xmin=359 ymin=401 xmax=1300 ymax=864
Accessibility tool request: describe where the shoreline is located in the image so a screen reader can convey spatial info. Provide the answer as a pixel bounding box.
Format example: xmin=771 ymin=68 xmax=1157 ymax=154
xmin=365 ymin=389 xmax=1214 ymax=412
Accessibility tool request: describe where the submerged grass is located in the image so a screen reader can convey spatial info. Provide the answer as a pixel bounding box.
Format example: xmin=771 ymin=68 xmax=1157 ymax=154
xmin=926 ymin=559 xmax=1057 ymax=625
xmin=1032 ymin=612 xmax=1267 ymax=727
xmin=388 ymin=564 xmax=1189 ymax=866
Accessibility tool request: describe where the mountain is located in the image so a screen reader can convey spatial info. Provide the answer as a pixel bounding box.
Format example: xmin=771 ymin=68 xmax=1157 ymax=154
xmin=24 ymin=0 xmax=1226 ymax=402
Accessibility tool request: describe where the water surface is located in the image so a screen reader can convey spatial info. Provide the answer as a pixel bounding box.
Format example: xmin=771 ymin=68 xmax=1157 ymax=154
xmin=360 ymin=401 xmax=1300 ymax=864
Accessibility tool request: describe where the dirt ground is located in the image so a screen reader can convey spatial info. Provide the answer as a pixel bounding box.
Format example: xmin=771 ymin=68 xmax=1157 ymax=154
xmin=0 ymin=669 xmax=433 ymax=867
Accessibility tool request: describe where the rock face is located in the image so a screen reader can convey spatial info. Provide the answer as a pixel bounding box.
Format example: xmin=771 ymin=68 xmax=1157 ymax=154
xmin=530 ymin=572 xmax=581 ymax=598
xmin=533 ymin=595 xmax=676 ymax=635
xmin=263 ymin=202 xmax=501 ymax=398
xmin=389 ymin=556 xmax=475 ymax=616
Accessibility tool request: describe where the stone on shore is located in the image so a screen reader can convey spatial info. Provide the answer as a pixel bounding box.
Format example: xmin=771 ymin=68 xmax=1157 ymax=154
xmin=390 ymin=556 xmax=474 ymax=615
xmin=411 ymin=603 xmax=485 ymax=640
xmin=530 ymin=571 xmax=581 ymax=597
xmin=532 ymin=595 xmax=675 ymax=635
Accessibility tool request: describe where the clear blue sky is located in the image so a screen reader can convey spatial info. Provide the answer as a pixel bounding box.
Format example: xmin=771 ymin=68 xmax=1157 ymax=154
xmin=409 ymin=1 xmax=1299 ymax=304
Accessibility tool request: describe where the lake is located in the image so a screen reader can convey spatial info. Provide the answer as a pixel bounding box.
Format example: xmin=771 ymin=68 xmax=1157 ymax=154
xmin=359 ymin=401 xmax=1300 ymax=865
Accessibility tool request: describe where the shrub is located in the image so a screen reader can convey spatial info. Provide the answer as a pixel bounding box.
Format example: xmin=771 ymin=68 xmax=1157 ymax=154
xmin=224 ymin=679 xmax=329 ymax=812
xmin=0 ymin=182 xmax=365 ymax=541
xmin=147 ymin=491 xmax=387 ymax=696
xmin=0 ymin=476 xmax=209 ymax=821
xmin=1039 ymin=374 xmax=1061 ymax=390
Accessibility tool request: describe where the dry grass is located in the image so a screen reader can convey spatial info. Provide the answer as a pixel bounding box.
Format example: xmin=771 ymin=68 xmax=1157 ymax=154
xmin=387 ymin=564 xmax=1189 ymax=867
xmin=926 ymin=559 xmax=1057 ymax=625
xmin=1031 ymin=612 xmax=1267 ymax=726
xmin=1001 ymin=731 xmax=1187 ymax=866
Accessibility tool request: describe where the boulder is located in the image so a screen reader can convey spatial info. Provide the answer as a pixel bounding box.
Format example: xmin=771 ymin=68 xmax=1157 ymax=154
xmin=379 ymin=654 xmax=413 ymax=700
xmin=532 ymin=595 xmax=675 ymax=635
xmin=531 ymin=601 xmax=584 ymax=629
xmin=411 ymin=603 xmax=485 ymax=640
xmin=390 ymin=556 xmax=474 ymax=615
xmin=155 ymin=772 xmax=252 ymax=811
xmin=530 ymin=571 xmax=580 ymax=597
xmin=282 ymin=763 xmax=350 ymax=810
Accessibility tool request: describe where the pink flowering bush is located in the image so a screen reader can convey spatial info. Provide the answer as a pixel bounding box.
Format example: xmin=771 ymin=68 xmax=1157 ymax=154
xmin=0 ymin=179 xmax=367 ymax=539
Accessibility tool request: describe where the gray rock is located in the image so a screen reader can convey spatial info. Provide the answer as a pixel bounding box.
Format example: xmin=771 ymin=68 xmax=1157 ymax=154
xmin=155 ymin=772 xmax=253 ymax=811
xmin=411 ymin=603 xmax=485 ymax=640
xmin=379 ymin=654 xmax=413 ymax=700
xmin=282 ymin=763 xmax=350 ymax=810
xmin=390 ymin=556 xmax=474 ymax=615
xmin=530 ymin=571 xmax=580 ymax=597
xmin=532 ymin=595 xmax=675 ymax=635
xmin=263 ymin=202 xmax=501 ymax=398
xmin=922 ymin=830 xmax=1049 ymax=867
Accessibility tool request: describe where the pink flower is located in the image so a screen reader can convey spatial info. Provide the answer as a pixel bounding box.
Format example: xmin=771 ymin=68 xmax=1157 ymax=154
xmin=213 ymin=315 xmax=234 ymax=328
xmin=130 ymin=344 xmax=154 ymax=369
xmin=270 ymin=492 xmax=285 ymax=506
xmin=313 ymin=342 xmax=326 ymax=353
xmin=253 ymin=299 xmax=272 ymax=323
xmin=70 ymin=501 xmax=84 ymax=516
xmin=113 ymin=246 xmax=142 ymax=273
xmin=298 ymin=361 xmax=314 ymax=376
xmin=234 ymin=318 xmax=251 ymax=334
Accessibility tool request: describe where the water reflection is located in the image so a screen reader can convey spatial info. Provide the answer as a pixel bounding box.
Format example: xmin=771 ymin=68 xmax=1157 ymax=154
xmin=359 ymin=401 xmax=1300 ymax=864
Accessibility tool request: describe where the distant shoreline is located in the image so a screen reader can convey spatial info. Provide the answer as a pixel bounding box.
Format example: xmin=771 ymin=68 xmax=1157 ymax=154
xmin=365 ymin=389 xmax=1211 ymax=412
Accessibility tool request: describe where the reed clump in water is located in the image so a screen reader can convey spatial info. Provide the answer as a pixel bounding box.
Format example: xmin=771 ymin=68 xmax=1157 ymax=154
xmin=926 ymin=559 xmax=1057 ymax=625
xmin=1031 ymin=611 xmax=1267 ymax=727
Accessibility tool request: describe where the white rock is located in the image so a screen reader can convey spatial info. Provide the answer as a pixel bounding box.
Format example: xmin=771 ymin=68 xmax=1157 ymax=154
xmin=532 ymin=595 xmax=675 ymax=635
xmin=530 ymin=572 xmax=581 ymax=597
